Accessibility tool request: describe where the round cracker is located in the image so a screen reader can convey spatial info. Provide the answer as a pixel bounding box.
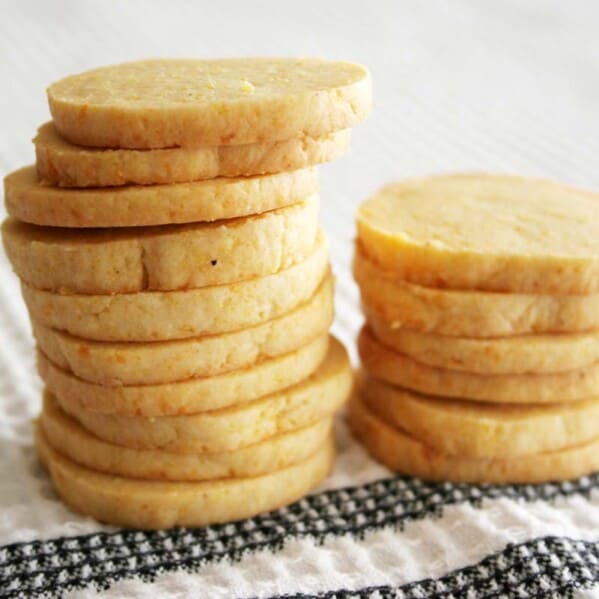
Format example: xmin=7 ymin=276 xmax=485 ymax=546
xmin=356 ymin=173 xmax=599 ymax=294
xmin=354 ymin=249 xmax=599 ymax=337
xmin=47 ymin=58 xmax=371 ymax=148
xmin=35 ymin=121 xmax=351 ymax=187
xmin=4 ymin=165 xmax=317 ymax=228
xmin=36 ymin=423 xmax=334 ymax=529
xmin=3 ymin=196 xmax=319 ymax=293
xmin=22 ymin=233 xmax=328 ymax=341
xmin=359 ymin=374 xmax=599 ymax=459
xmin=32 ymin=275 xmax=333 ymax=386
xmin=38 ymin=334 xmax=330 ymax=417
xmin=359 ymin=327 xmax=599 ymax=404
xmin=52 ymin=337 xmax=351 ymax=452
xmin=348 ymin=394 xmax=599 ymax=484
xmin=41 ymin=394 xmax=332 ymax=481
xmin=367 ymin=310 xmax=599 ymax=374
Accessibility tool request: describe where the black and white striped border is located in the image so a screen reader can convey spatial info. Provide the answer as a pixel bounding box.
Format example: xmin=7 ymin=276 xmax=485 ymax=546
xmin=271 ymin=536 xmax=599 ymax=599
xmin=1 ymin=473 xmax=598 ymax=598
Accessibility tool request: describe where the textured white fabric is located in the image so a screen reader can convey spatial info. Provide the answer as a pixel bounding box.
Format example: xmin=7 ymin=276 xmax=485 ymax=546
xmin=93 ymin=493 xmax=599 ymax=599
xmin=1 ymin=1 xmax=598 ymax=597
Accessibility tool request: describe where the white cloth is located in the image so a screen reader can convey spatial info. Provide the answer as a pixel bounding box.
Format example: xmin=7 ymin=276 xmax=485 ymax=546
xmin=1 ymin=1 xmax=598 ymax=597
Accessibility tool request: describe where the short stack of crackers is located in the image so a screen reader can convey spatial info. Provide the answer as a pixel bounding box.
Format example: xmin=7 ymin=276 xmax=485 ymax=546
xmin=351 ymin=174 xmax=599 ymax=483
xmin=1 ymin=58 xmax=371 ymax=528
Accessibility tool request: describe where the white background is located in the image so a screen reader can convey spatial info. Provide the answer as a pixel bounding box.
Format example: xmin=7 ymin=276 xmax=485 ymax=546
xmin=1 ymin=1 xmax=598 ymax=596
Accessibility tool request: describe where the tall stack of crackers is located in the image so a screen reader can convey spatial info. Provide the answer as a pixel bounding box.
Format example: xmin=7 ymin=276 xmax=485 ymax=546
xmin=2 ymin=58 xmax=371 ymax=528
xmin=351 ymin=174 xmax=599 ymax=483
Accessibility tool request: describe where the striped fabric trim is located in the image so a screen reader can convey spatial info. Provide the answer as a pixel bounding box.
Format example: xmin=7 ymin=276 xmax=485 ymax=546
xmin=270 ymin=536 xmax=599 ymax=599
xmin=1 ymin=473 xmax=597 ymax=598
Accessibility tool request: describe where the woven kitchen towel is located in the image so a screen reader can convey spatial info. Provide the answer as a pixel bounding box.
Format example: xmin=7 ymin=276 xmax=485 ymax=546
xmin=1 ymin=409 xmax=599 ymax=598
xmin=2 ymin=1 xmax=599 ymax=597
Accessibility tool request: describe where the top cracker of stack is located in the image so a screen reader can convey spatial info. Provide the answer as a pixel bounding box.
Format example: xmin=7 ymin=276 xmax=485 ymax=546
xmin=1 ymin=58 xmax=371 ymax=529
xmin=350 ymin=174 xmax=599 ymax=483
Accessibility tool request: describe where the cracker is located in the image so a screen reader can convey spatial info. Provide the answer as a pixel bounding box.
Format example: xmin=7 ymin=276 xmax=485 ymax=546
xmin=3 ymin=195 xmax=318 ymax=293
xmin=359 ymin=326 xmax=599 ymax=403
xmin=35 ymin=122 xmax=351 ymax=187
xmin=348 ymin=394 xmax=599 ymax=483
xmin=5 ymin=165 xmax=317 ymax=227
xmin=357 ymin=174 xmax=599 ymax=294
xmin=368 ymin=310 xmax=599 ymax=374
xmin=47 ymin=58 xmax=371 ymax=148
